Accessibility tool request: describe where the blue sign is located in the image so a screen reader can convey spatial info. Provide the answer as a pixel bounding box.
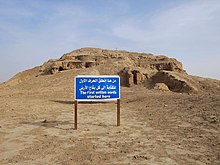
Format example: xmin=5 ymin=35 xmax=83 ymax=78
xmin=75 ymin=75 xmax=120 ymax=101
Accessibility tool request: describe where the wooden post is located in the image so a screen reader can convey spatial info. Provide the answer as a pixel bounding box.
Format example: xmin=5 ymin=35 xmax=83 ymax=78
xmin=74 ymin=100 xmax=78 ymax=130
xmin=117 ymin=99 xmax=120 ymax=126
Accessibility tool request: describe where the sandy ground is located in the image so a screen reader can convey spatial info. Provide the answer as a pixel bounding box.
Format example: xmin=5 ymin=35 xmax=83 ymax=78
xmin=0 ymin=71 xmax=220 ymax=165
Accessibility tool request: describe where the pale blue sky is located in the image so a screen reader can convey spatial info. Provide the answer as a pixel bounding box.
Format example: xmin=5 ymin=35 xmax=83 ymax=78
xmin=0 ymin=0 xmax=220 ymax=82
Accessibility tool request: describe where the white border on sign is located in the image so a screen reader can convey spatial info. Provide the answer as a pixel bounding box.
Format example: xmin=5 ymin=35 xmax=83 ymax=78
xmin=74 ymin=75 xmax=120 ymax=101
xmin=76 ymin=75 xmax=121 ymax=78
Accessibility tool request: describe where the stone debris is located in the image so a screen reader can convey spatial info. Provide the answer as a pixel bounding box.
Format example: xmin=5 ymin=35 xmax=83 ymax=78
xmin=153 ymin=83 xmax=170 ymax=91
xmin=150 ymin=71 xmax=198 ymax=93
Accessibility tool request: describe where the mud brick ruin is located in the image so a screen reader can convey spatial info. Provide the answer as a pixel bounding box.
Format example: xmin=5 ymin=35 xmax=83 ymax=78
xmin=40 ymin=48 xmax=198 ymax=93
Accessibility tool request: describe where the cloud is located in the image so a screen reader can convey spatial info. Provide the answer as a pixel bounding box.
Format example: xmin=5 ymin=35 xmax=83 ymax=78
xmin=0 ymin=0 xmax=122 ymax=82
xmin=113 ymin=1 xmax=220 ymax=45
xmin=0 ymin=0 xmax=220 ymax=82
xmin=112 ymin=0 xmax=220 ymax=79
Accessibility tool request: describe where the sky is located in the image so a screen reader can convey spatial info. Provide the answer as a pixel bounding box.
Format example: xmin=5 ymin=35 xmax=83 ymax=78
xmin=0 ymin=0 xmax=220 ymax=82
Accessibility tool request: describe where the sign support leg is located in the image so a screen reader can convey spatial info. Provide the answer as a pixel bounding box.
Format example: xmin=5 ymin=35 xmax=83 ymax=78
xmin=117 ymin=99 xmax=120 ymax=126
xmin=74 ymin=100 xmax=78 ymax=130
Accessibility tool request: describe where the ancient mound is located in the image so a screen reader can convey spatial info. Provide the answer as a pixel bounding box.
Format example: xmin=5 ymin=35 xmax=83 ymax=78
xmin=3 ymin=47 xmax=214 ymax=93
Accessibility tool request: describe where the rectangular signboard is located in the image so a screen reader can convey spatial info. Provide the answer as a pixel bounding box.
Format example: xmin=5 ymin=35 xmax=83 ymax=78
xmin=75 ymin=75 xmax=120 ymax=101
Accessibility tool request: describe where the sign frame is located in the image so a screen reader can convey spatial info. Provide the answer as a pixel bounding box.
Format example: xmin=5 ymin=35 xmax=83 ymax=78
xmin=73 ymin=75 xmax=121 ymax=130
xmin=74 ymin=75 xmax=120 ymax=101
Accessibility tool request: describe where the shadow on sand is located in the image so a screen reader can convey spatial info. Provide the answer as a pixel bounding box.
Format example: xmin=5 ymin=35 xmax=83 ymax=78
xmin=20 ymin=119 xmax=116 ymax=130
xmin=51 ymin=100 xmax=75 ymax=104
xmin=20 ymin=120 xmax=73 ymax=130
xmin=51 ymin=100 xmax=116 ymax=105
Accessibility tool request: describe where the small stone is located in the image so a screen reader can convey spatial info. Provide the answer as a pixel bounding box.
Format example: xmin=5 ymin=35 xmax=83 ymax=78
xmin=41 ymin=119 xmax=47 ymax=123
xmin=154 ymin=83 xmax=170 ymax=91
xmin=208 ymin=115 xmax=218 ymax=123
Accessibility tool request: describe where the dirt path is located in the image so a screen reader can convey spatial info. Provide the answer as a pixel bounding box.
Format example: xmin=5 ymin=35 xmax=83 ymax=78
xmin=0 ymin=86 xmax=219 ymax=165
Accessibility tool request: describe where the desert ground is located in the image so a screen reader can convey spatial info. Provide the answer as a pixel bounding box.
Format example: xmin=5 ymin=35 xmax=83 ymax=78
xmin=0 ymin=67 xmax=220 ymax=165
